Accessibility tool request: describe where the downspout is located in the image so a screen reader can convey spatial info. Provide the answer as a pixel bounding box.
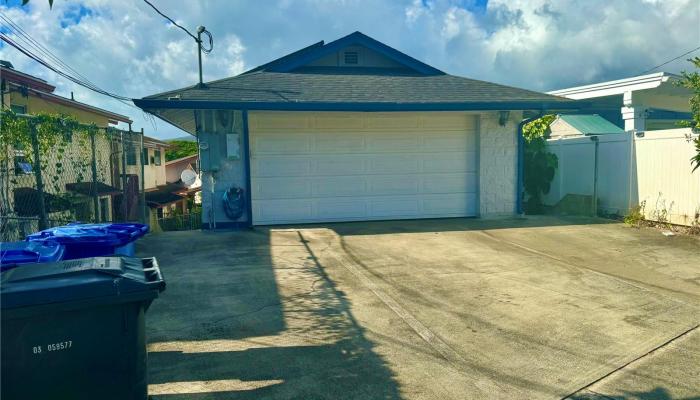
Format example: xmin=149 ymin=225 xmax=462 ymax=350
xmin=242 ymin=110 xmax=253 ymax=228
xmin=591 ymin=135 xmax=599 ymax=216
xmin=516 ymin=114 xmax=542 ymax=215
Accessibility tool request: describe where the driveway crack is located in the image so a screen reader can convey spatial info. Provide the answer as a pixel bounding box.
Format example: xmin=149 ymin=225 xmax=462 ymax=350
xmin=561 ymin=324 xmax=700 ymax=399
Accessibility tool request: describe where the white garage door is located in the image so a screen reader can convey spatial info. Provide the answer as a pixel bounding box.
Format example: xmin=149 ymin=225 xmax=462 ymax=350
xmin=250 ymin=112 xmax=478 ymax=225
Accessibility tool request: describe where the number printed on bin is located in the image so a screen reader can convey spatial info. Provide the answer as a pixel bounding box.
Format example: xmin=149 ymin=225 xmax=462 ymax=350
xmin=33 ymin=340 xmax=72 ymax=355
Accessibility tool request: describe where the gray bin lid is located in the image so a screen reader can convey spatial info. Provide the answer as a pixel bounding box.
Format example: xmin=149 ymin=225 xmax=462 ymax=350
xmin=1 ymin=257 xmax=165 ymax=311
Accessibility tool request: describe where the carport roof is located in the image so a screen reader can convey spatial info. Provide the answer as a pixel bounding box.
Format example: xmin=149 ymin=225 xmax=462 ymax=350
xmin=133 ymin=32 xmax=580 ymax=133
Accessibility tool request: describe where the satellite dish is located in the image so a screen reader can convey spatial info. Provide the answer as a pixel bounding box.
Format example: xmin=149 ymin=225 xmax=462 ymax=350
xmin=181 ymin=169 xmax=198 ymax=187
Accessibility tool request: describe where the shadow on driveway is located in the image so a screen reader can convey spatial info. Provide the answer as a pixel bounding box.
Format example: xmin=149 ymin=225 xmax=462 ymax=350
xmin=278 ymin=215 xmax=617 ymax=237
xmin=140 ymin=229 xmax=401 ymax=399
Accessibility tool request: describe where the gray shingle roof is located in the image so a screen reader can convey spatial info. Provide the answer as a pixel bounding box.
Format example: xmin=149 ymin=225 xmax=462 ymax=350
xmin=145 ymin=68 xmax=571 ymax=105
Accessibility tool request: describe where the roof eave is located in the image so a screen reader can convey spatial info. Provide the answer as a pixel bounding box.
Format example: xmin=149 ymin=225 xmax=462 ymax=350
xmin=547 ymin=72 xmax=682 ymax=99
xmin=134 ymin=99 xmax=585 ymax=113
xmin=14 ymin=83 xmax=133 ymax=124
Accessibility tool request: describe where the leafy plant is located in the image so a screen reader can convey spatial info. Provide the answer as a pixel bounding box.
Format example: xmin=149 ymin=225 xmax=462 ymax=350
xmin=675 ymin=56 xmax=700 ymax=171
xmin=165 ymin=140 xmax=198 ymax=162
xmin=624 ymin=201 xmax=646 ymax=227
xmin=522 ymin=115 xmax=558 ymax=213
xmin=523 ymin=114 xmax=556 ymax=142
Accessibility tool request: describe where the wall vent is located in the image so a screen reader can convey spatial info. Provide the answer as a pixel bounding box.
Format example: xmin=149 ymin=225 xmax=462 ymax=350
xmin=343 ymin=51 xmax=359 ymax=65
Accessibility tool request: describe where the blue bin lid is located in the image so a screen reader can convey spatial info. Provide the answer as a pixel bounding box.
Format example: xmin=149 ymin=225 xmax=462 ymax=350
xmin=1 ymin=241 xmax=65 ymax=272
xmin=26 ymin=223 xmax=149 ymax=247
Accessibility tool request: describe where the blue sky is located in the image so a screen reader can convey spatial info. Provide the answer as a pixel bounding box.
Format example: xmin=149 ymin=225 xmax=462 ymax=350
xmin=1 ymin=0 xmax=698 ymax=139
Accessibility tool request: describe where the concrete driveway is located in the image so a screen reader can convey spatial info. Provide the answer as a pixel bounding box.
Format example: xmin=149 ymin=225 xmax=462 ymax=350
xmin=138 ymin=216 xmax=700 ymax=400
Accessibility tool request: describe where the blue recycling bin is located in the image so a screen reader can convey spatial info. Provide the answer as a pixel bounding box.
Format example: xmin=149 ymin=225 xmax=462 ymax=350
xmin=0 ymin=241 xmax=65 ymax=272
xmin=26 ymin=223 xmax=149 ymax=260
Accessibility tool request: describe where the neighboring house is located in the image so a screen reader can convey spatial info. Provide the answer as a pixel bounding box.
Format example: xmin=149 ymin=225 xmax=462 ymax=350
xmin=548 ymin=72 xmax=692 ymax=132
xmin=133 ymin=135 xmax=169 ymax=190
xmin=134 ymin=136 xmax=188 ymax=218
xmin=135 ymin=31 xmax=579 ymax=228
xmin=159 ymin=154 xmax=202 ymax=215
xmin=165 ymin=154 xmax=198 ymax=183
xmin=549 ymin=114 xmax=624 ymax=138
xmin=1 ymin=60 xmax=132 ymax=223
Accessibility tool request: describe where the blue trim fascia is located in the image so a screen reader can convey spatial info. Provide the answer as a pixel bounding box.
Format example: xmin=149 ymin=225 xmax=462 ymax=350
xmin=268 ymin=31 xmax=444 ymax=76
xmin=241 ymin=40 xmax=325 ymax=75
xmin=134 ymin=99 xmax=586 ymax=112
xmin=242 ymin=110 xmax=253 ymax=228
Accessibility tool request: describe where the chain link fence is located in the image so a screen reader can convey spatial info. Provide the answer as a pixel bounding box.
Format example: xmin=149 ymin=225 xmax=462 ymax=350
xmin=156 ymin=211 xmax=202 ymax=232
xmin=1 ymin=112 xmax=146 ymax=241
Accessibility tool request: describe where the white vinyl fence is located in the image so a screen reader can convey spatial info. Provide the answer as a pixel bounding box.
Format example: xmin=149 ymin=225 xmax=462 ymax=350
xmin=544 ymin=128 xmax=700 ymax=226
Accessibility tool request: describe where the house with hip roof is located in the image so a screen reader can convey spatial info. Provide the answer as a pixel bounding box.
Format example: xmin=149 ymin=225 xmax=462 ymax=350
xmin=134 ymin=32 xmax=580 ymax=228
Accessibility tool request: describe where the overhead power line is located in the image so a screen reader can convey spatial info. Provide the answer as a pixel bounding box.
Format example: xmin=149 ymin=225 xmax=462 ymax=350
xmin=0 ymin=13 xmax=100 ymax=92
xmin=142 ymin=0 xmax=198 ymax=42
xmin=1 ymin=33 xmax=132 ymax=102
xmin=0 ymin=11 xmax=135 ymax=106
xmin=640 ymin=45 xmax=700 ymax=74
xmin=142 ymin=0 xmax=213 ymax=54
xmin=0 ymin=12 xmax=159 ymax=129
xmin=141 ymin=0 xmax=213 ymax=87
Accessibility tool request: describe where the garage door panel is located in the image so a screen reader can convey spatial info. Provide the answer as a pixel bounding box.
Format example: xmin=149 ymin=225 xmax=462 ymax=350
xmin=367 ymin=176 xmax=420 ymax=195
xmin=423 ymin=152 xmax=476 ymax=173
xmin=314 ymin=135 xmax=366 ymax=152
xmin=313 ymin=176 xmax=366 ymax=197
xmin=366 ymin=115 xmax=420 ymax=129
xmin=423 ymin=193 xmax=477 ymax=215
xmin=253 ymin=177 xmax=311 ymax=199
xmin=254 ymin=158 xmax=310 ymax=177
xmin=423 ymin=131 xmax=476 ymax=151
xmin=370 ymin=198 xmax=420 ymax=217
xmin=254 ymin=134 xmax=310 ymax=154
xmin=316 ymin=199 xmax=367 ymax=219
xmin=366 ymin=133 xmax=421 ymax=152
xmin=250 ymin=112 xmax=478 ymax=225
xmin=314 ymin=115 xmax=365 ymax=130
xmin=421 ymin=113 xmax=473 ymax=130
xmin=423 ymin=173 xmax=477 ymax=194
xmin=313 ymin=156 xmax=366 ymax=175
xmin=254 ymin=199 xmax=313 ymax=221
xmin=368 ymin=155 xmax=420 ymax=174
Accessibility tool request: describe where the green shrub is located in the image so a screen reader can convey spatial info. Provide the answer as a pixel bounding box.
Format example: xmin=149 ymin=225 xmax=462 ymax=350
xmin=624 ymin=201 xmax=646 ymax=227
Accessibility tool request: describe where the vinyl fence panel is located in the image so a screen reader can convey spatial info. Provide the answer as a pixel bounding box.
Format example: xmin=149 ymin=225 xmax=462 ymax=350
xmin=545 ymin=128 xmax=699 ymax=226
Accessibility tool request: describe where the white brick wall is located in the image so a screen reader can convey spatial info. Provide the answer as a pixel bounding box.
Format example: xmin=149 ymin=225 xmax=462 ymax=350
xmin=478 ymin=112 xmax=521 ymax=217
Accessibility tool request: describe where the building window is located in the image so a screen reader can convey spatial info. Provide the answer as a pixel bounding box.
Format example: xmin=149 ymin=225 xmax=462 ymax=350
xmin=126 ymin=143 xmax=137 ymax=165
xmin=10 ymin=104 xmax=26 ymax=114
xmin=154 ymin=149 xmax=162 ymax=166
xmin=142 ymin=148 xmax=149 ymax=165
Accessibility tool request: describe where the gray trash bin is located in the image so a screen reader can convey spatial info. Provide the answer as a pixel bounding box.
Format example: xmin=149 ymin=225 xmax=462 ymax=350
xmin=1 ymin=256 xmax=165 ymax=400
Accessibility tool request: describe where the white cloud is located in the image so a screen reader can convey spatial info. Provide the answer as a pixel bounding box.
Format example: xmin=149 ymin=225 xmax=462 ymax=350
xmin=0 ymin=0 xmax=698 ymax=138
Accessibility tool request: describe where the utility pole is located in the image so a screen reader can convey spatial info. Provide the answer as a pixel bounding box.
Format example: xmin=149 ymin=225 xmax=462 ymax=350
xmin=196 ymin=26 xmax=206 ymax=89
